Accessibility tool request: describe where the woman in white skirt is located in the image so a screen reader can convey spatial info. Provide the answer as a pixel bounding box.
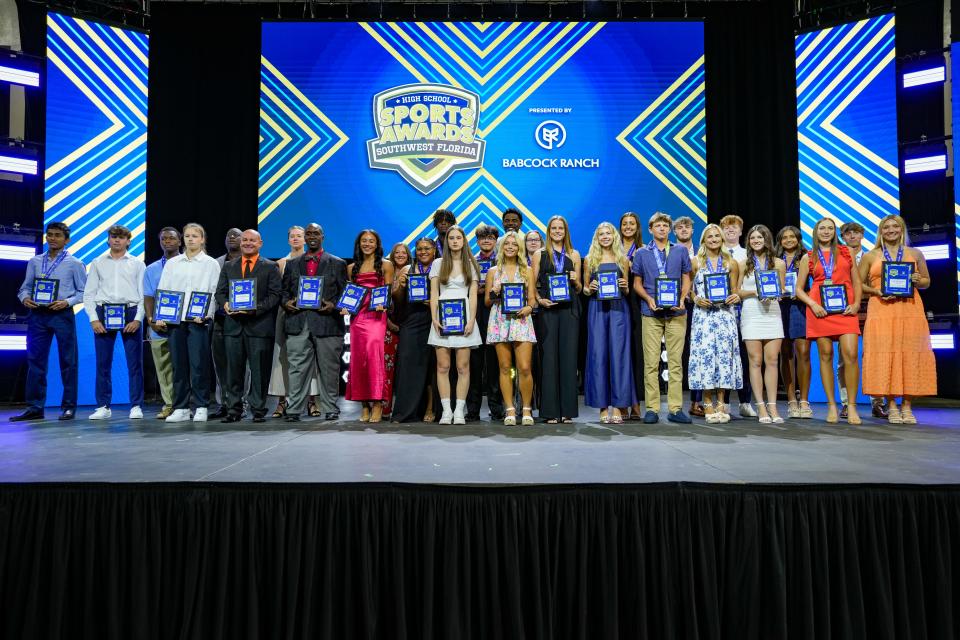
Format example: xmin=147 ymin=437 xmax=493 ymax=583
xmin=428 ymin=225 xmax=482 ymax=424
xmin=736 ymin=224 xmax=786 ymax=424
xmin=268 ymin=225 xmax=321 ymax=417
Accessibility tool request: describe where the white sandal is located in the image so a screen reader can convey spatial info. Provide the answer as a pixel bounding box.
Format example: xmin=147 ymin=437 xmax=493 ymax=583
xmin=521 ymin=407 xmax=534 ymax=426
xmin=767 ymin=401 xmax=784 ymax=424
xmin=504 ymin=407 xmax=517 ymax=426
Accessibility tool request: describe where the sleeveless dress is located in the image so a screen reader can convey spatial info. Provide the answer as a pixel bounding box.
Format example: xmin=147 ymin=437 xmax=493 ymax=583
xmin=427 ymin=258 xmax=482 ymax=348
xmin=689 ymin=267 xmax=743 ymax=390
xmin=391 ymin=264 xmax=438 ymax=422
xmin=779 ymin=253 xmax=807 ymax=340
xmin=345 ymin=270 xmax=387 ymax=402
xmin=536 ymin=249 xmax=580 ymax=420
xmin=805 ymin=246 xmax=860 ymax=339
xmin=486 ymin=266 xmax=537 ymax=343
xmin=862 ymin=253 xmax=937 ymax=397
xmin=584 ymin=263 xmax=636 ymax=408
xmin=740 ymin=264 xmax=784 ymax=341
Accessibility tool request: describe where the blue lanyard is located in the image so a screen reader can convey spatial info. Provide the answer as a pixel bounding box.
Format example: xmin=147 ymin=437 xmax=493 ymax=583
xmin=882 ymin=245 xmax=903 ymax=262
xmin=626 ymin=243 xmax=638 ymax=262
xmin=752 ymin=255 xmax=768 ymax=272
xmin=417 ymin=261 xmax=428 ymax=275
xmin=435 ymin=238 xmax=443 ymax=257
xmin=817 ymin=249 xmax=834 ymax=280
xmin=705 ymin=254 xmax=723 ymax=274
xmin=649 ymin=241 xmax=669 ymax=275
xmin=552 ymin=248 xmax=566 ymax=273
xmin=40 ymin=250 xmax=68 ymax=278
xmin=782 ymin=253 xmax=797 ymax=272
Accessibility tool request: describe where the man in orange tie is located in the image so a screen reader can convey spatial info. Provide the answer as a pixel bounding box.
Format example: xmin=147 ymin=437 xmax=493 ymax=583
xmin=214 ymin=229 xmax=282 ymax=423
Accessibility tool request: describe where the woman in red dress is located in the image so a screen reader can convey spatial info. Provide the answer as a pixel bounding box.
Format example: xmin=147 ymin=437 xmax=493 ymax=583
xmin=382 ymin=242 xmax=411 ymax=418
xmin=794 ymin=218 xmax=863 ymax=424
xmin=344 ymin=230 xmax=394 ymax=423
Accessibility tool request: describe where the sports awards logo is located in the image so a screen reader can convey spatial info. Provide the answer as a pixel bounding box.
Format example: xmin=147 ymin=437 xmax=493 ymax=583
xmin=367 ymin=83 xmax=486 ymax=194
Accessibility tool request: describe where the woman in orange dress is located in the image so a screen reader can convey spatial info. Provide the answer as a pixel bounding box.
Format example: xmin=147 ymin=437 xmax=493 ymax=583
xmin=858 ymin=215 xmax=935 ymax=424
xmin=794 ymin=218 xmax=863 ymax=424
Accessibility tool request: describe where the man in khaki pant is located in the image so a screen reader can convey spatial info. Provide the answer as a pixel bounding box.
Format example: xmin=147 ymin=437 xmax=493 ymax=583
xmin=142 ymin=227 xmax=182 ymax=419
xmin=631 ymin=212 xmax=692 ymax=424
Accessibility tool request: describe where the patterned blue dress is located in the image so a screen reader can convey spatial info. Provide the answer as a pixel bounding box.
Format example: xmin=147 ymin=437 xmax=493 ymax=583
xmin=688 ymin=267 xmax=743 ymax=390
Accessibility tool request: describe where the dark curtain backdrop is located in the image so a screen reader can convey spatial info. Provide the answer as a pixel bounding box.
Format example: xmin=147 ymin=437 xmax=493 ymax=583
xmin=1 ymin=483 xmax=958 ymax=639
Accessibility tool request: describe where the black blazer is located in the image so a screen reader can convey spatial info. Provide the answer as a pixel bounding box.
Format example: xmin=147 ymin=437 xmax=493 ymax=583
xmin=214 ymin=256 xmax=282 ymax=338
xmin=281 ymin=252 xmax=347 ymax=338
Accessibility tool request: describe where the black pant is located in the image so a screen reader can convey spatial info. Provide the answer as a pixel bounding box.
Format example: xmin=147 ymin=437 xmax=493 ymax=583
xmin=225 ymin=333 xmax=273 ymax=417
xmin=467 ymin=302 xmax=504 ymax=419
xmin=169 ymin=321 xmax=212 ymax=409
xmin=392 ymin=307 xmax=435 ymax=422
xmin=538 ymin=303 xmax=580 ymax=420
xmin=211 ymin=323 xmax=227 ymax=408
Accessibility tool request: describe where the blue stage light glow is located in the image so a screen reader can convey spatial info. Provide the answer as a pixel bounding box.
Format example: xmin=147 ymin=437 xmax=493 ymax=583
xmin=902 ymin=66 xmax=945 ymax=88
xmin=0 ymin=63 xmax=40 ymax=87
xmin=0 ymin=153 xmax=38 ymax=175
xmin=904 ymin=154 xmax=947 ymax=174
xmin=916 ymin=244 xmax=950 ymax=261
xmin=0 ymin=335 xmax=27 ymax=351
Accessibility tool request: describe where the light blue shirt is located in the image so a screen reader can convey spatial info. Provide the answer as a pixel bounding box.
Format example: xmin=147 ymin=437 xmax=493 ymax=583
xmin=18 ymin=251 xmax=87 ymax=307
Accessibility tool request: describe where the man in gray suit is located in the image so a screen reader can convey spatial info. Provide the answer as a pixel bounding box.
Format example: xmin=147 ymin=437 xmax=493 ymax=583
xmin=281 ymin=223 xmax=347 ymax=421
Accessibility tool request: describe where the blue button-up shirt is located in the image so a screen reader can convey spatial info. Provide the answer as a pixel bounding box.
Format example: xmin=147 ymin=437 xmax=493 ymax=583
xmin=143 ymin=256 xmax=169 ymax=339
xmin=18 ymin=251 xmax=87 ymax=307
xmin=631 ymin=242 xmax=691 ymax=317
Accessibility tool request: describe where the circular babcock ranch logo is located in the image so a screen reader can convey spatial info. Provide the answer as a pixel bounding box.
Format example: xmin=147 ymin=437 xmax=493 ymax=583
xmin=535 ymin=120 xmax=566 ymax=150
xmin=367 ymin=83 xmax=486 ymax=194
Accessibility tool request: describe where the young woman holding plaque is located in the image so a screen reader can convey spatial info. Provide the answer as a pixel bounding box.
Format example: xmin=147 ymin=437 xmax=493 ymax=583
xmin=484 ymin=231 xmax=537 ymax=425
xmin=858 ymin=215 xmax=936 ymax=424
xmin=382 ymin=242 xmax=411 ymax=418
xmin=619 ymin=211 xmax=645 ymax=420
xmin=343 ymin=230 xmax=394 ymax=424
xmin=688 ymin=224 xmax=742 ymax=423
xmin=736 ymin=225 xmax=785 ymax=424
xmin=532 ymin=216 xmax=582 ymax=424
xmin=775 ymin=226 xmax=813 ymax=419
xmin=583 ymin=222 xmax=635 ymax=423
xmin=524 ymin=230 xmax=543 ymax=266
xmin=794 ymin=217 xmax=863 ymax=424
xmin=428 ymin=225 xmax=482 ymax=424
xmin=391 ymin=238 xmax=438 ymax=423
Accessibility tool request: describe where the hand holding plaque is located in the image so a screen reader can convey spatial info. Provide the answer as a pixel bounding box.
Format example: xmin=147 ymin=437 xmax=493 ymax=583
xmin=881 ymin=262 xmax=914 ymax=298
xmin=103 ymin=304 xmax=126 ymax=331
xmin=407 ymin=274 xmax=429 ymax=302
xmin=502 ymin=284 xmax=525 ymax=315
xmin=186 ymin=292 xmax=212 ymax=321
xmin=370 ymin=285 xmax=391 ymax=310
xmin=548 ymin=274 xmax=570 ymax=302
xmin=440 ymin=298 xmax=466 ymax=335
xmin=655 ymin=277 xmax=680 ymax=309
xmin=821 ymin=284 xmax=847 ymax=314
xmin=32 ymin=278 xmax=59 ymax=306
xmin=705 ymin=273 xmax=729 ymax=304
xmin=336 ymin=283 xmax=366 ymax=314
xmin=756 ymin=270 xmax=781 ymax=301
xmin=154 ymin=290 xmax=185 ymax=325
xmin=597 ymin=271 xmax=620 ymax=300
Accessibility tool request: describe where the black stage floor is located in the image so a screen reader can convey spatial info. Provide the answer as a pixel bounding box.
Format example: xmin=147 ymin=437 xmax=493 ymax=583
xmin=3 ymin=400 xmax=959 ymax=483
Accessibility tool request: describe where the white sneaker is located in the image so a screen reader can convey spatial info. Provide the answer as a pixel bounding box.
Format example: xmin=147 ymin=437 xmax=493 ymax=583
xmin=129 ymin=406 xmax=143 ymax=420
xmin=165 ymin=409 xmax=192 ymax=423
xmin=438 ymin=410 xmax=453 ymax=425
xmin=453 ymin=408 xmax=466 ymax=425
xmin=739 ymin=403 xmax=757 ymax=418
xmin=89 ymin=406 xmax=112 ymax=420
xmin=193 ymin=407 xmax=208 ymax=422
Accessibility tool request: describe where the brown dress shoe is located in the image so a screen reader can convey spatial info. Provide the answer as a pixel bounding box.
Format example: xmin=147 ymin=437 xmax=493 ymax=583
xmin=689 ymin=403 xmax=705 ymax=417
xmin=156 ymin=406 xmax=174 ymax=420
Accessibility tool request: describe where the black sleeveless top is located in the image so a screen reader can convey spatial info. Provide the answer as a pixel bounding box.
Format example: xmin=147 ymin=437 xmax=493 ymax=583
xmin=537 ymin=249 xmax=580 ymax=317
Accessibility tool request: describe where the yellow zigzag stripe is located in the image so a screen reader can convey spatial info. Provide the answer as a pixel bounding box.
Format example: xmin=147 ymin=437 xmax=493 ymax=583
xmin=443 ymin=22 xmax=522 ymax=59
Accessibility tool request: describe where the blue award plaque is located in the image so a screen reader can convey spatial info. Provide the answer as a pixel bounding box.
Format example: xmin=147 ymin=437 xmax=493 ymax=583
xmin=154 ymin=290 xmax=184 ymax=324
xmin=655 ymin=277 xmax=680 ymax=308
xmin=336 ymin=283 xmax=366 ymax=313
xmin=407 ymin=274 xmax=429 ymax=302
xmin=230 ymin=278 xmax=256 ymax=311
xmin=597 ymin=271 xmax=621 ymax=300
xmin=440 ymin=298 xmax=466 ymax=335
xmin=103 ymin=304 xmax=126 ymax=330
xmin=370 ymin=285 xmax=391 ymax=310
xmin=297 ymin=275 xmax=324 ymax=309
xmin=548 ymin=274 xmax=571 ymax=302
xmin=881 ymin=262 xmax=914 ymax=298
xmin=502 ymin=283 xmax=525 ymax=315
xmin=185 ymin=291 xmax=211 ymax=320
xmin=756 ymin=270 xmax=781 ymax=300
xmin=821 ymin=284 xmax=848 ymax=314
xmin=784 ymin=271 xmax=798 ymax=297
xmin=33 ymin=278 xmax=59 ymax=306
xmin=477 ymin=259 xmax=493 ymax=280
xmin=705 ymin=273 xmax=729 ymax=304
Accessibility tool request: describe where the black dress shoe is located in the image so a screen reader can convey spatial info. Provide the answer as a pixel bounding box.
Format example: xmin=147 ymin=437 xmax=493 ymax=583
xmin=285 ymin=414 xmax=301 ymax=422
xmin=839 ymin=404 xmax=848 ymax=420
xmin=220 ymin=414 xmax=241 ymax=423
xmin=324 ymin=412 xmax=340 ymax=421
xmin=465 ymin=413 xmax=481 ymax=422
xmin=208 ymin=408 xmax=228 ymax=420
xmin=872 ymin=402 xmax=888 ymax=418
xmin=252 ymin=414 xmax=266 ymax=424
xmin=10 ymin=408 xmax=44 ymax=422
xmin=58 ymin=409 xmax=75 ymax=421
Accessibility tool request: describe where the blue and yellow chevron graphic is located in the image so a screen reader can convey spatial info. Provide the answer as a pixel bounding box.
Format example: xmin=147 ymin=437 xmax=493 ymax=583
xmin=616 ymin=56 xmax=706 ymax=222
xmin=259 ymin=57 xmax=349 ymax=223
xmin=795 ymin=14 xmax=899 ymax=248
xmin=44 ymin=12 xmax=148 ymax=263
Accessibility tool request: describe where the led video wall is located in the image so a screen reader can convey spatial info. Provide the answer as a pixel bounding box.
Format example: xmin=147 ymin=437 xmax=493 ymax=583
xmin=44 ymin=12 xmax=148 ymax=406
xmin=259 ymin=21 xmax=706 ymax=257
xmin=795 ymin=13 xmax=899 ymax=249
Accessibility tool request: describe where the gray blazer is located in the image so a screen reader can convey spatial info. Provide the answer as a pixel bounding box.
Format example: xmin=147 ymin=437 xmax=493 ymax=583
xmin=281 ymin=251 xmax=347 ymax=338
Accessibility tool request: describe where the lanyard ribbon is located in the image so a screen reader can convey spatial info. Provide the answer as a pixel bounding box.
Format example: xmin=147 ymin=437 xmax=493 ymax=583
xmin=882 ymin=245 xmax=903 ymax=262
xmin=649 ymin=241 xmax=669 ymax=275
xmin=706 ymin=255 xmax=723 ymax=274
xmin=40 ymin=250 xmax=68 ymax=278
xmin=817 ymin=249 xmax=834 ymax=280
xmin=552 ymin=248 xmax=566 ymax=273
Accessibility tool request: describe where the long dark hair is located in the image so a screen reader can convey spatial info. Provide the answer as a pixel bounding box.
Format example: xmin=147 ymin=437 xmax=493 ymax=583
xmin=774 ymin=225 xmax=806 ymax=260
xmin=744 ymin=224 xmax=775 ymax=275
xmin=351 ymin=229 xmax=384 ymax=282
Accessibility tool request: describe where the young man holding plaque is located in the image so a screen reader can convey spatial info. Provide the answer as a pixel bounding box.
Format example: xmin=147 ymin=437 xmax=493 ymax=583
xmin=12 ymin=222 xmax=87 ymax=422
xmin=632 ymin=212 xmax=692 ymax=424
xmin=280 ymin=223 xmax=347 ymax=422
xmin=143 ymin=227 xmax=182 ymax=419
xmin=210 ymin=228 xmax=243 ymax=419
xmin=719 ymin=214 xmax=756 ymax=418
xmin=793 ymin=217 xmax=863 ymax=424
xmin=215 ymin=229 xmax=282 ymax=423
xmin=467 ymin=224 xmax=504 ymax=422
xmin=858 ymin=215 xmax=936 ymax=424
xmin=82 ymin=225 xmax=146 ymax=421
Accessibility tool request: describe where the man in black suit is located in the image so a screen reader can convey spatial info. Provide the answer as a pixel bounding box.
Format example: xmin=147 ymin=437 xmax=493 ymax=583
xmin=280 ymin=223 xmax=347 ymax=422
xmin=214 ymin=229 xmax=282 ymax=423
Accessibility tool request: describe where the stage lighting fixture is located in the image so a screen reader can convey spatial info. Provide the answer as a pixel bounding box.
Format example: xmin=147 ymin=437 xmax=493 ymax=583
xmin=916 ymin=244 xmax=950 ymax=260
xmin=930 ymin=333 xmax=955 ymax=350
xmin=0 ymin=335 xmax=27 ymax=351
xmin=0 ymin=244 xmax=36 ymax=261
xmin=904 ymin=150 xmax=947 ymax=174
xmin=0 ymin=142 xmax=38 ymax=176
xmin=0 ymin=51 xmax=41 ymax=88
xmin=903 ymin=65 xmax=946 ymax=88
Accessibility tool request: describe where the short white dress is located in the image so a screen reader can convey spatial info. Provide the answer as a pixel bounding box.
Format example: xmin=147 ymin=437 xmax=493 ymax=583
xmin=740 ymin=270 xmax=784 ymax=341
xmin=427 ymin=258 xmax=482 ymax=348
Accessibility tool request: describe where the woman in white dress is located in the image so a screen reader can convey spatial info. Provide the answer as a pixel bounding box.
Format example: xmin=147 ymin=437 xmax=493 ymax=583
xmin=268 ymin=226 xmax=320 ymax=418
xmin=736 ymin=224 xmax=786 ymax=424
xmin=428 ymin=225 xmax=482 ymax=424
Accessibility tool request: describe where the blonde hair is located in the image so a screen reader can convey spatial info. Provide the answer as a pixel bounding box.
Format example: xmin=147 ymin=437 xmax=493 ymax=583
xmin=437 ymin=225 xmax=480 ymax=287
xmin=695 ymin=224 xmax=733 ymax=269
xmin=182 ymin=223 xmax=207 ymax=248
xmin=648 ymin=211 xmax=672 ymax=229
xmin=585 ymin=222 xmax=627 ymax=274
xmin=545 ymin=215 xmax=574 ymax=255
xmin=495 ymin=231 xmax=528 ymax=281
xmin=876 ymin=214 xmax=910 ymax=248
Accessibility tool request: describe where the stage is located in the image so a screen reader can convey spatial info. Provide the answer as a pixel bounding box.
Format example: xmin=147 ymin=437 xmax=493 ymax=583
xmin=3 ymin=401 xmax=959 ymax=484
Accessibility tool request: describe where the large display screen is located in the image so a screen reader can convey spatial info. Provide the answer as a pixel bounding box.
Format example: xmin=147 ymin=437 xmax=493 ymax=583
xmin=259 ymin=21 xmax=706 ymax=257
xmin=795 ymin=13 xmax=899 ymax=249
xmin=43 ymin=12 xmax=148 ymax=406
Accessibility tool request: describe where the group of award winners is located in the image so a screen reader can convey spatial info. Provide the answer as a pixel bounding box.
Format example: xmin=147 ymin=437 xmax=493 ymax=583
xmin=11 ymin=208 xmax=937 ymax=427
